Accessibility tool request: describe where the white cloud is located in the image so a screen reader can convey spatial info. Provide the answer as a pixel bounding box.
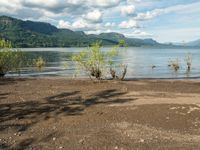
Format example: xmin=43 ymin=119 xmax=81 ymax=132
xmin=0 ymin=0 xmax=22 ymax=14
xmin=127 ymin=0 xmax=141 ymax=3
xmin=21 ymin=0 xmax=122 ymax=10
xmin=135 ymin=2 xmax=200 ymax=20
xmin=72 ymin=19 xmax=90 ymax=30
xmin=135 ymin=9 xmax=162 ymax=20
xmin=124 ymin=30 xmax=152 ymax=37
xmin=58 ymin=19 xmax=102 ymax=31
xmin=0 ymin=0 xmax=123 ymax=22
xmin=83 ymin=10 xmax=102 ymax=23
xmin=22 ymin=0 xmax=59 ymax=8
xmin=58 ymin=20 xmax=72 ymax=29
xmin=119 ymin=19 xmax=139 ymax=29
xmin=121 ymin=5 xmax=135 ymax=16
xmin=104 ymin=22 xmax=116 ymax=27
xmin=89 ymin=0 xmax=121 ymax=8
xmin=21 ymin=0 xmax=85 ymax=12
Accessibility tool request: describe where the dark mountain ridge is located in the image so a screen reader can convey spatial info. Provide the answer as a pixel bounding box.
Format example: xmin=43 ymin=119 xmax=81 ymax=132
xmin=0 ymin=16 xmax=198 ymax=48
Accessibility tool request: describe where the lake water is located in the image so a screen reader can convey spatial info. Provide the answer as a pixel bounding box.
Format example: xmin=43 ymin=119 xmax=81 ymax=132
xmin=8 ymin=47 xmax=200 ymax=79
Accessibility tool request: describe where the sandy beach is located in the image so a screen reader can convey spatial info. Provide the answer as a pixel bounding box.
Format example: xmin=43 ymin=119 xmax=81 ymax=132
xmin=1 ymin=78 xmax=200 ymax=149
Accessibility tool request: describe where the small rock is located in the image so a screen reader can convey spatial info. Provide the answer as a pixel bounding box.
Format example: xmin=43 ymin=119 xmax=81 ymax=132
xmin=79 ymin=139 xmax=84 ymax=144
xmin=97 ymin=112 xmax=103 ymax=115
xmin=139 ymin=139 xmax=145 ymax=143
xmin=114 ymin=146 xmax=118 ymax=149
xmin=59 ymin=146 xmax=64 ymax=149
xmin=18 ymin=132 xmax=21 ymax=136
xmin=53 ymin=137 xmax=56 ymax=141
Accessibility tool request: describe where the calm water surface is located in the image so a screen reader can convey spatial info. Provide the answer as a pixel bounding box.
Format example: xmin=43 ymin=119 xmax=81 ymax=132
xmin=8 ymin=47 xmax=200 ymax=79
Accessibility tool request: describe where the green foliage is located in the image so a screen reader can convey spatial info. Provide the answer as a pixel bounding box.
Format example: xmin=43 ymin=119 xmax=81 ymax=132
xmin=118 ymin=39 xmax=127 ymax=47
xmin=0 ymin=39 xmax=12 ymax=48
xmin=0 ymin=39 xmax=24 ymax=76
xmin=72 ymin=42 xmax=120 ymax=80
xmin=0 ymin=16 xmax=118 ymax=47
xmin=0 ymin=16 xmax=161 ymax=48
xmin=33 ymin=56 xmax=46 ymax=71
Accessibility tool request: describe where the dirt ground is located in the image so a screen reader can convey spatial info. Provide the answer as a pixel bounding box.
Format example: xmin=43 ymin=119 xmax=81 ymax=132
xmin=1 ymin=78 xmax=200 ymax=150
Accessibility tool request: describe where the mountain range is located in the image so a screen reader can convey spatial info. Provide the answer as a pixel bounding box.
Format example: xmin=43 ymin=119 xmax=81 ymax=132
xmin=185 ymin=39 xmax=200 ymax=47
xmin=0 ymin=16 xmax=199 ymax=48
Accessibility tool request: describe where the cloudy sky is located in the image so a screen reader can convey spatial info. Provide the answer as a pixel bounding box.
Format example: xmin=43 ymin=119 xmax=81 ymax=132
xmin=0 ymin=0 xmax=200 ymax=43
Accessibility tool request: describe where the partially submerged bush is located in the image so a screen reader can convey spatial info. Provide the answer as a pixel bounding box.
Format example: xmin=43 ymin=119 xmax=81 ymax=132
xmin=110 ymin=64 xmax=127 ymax=80
xmin=168 ymin=58 xmax=180 ymax=72
xmin=72 ymin=42 xmax=127 ymax=80
xmin=33 ymin=56 xmax=46 ymax=71
xmin=168 ymin=54 xmax=193 ymax=76
xmin=184 ymin=53 xmax=192 ymax=71
xmin=0 ymin=39 xmax=12 ymax=48
xmin=0 ymin=39 xmax=24 ymax=77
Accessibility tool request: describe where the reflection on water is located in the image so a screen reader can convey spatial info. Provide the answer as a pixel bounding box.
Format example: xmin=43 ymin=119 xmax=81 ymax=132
xmin=8 ymin=47 xmax=200 ymax=79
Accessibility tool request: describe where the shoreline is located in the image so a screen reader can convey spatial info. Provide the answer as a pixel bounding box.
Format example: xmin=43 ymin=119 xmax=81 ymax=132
xmin=3 ymin=75 xmax=200 ymax=81
xmin=1 ymin=78 xmax=200 ymax=149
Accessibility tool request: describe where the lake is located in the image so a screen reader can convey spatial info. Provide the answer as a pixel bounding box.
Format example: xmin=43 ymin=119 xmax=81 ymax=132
xmin=8 ymin=47 xmax=200 ymax=79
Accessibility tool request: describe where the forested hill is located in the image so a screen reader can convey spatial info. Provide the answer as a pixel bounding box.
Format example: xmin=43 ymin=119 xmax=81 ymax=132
xmin=0 ymin=16 xmax=168 ymax=48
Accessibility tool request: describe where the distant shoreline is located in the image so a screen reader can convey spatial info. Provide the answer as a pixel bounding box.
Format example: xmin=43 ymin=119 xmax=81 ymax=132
xmin=14 ymin=45 xmax=200 ymax=49
xmin=3 ymin=76 xmax=200 ymax=81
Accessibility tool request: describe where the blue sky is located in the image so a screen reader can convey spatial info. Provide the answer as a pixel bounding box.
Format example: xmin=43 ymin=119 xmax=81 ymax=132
xmin=0 ymin=0 xmax=200 ymax=43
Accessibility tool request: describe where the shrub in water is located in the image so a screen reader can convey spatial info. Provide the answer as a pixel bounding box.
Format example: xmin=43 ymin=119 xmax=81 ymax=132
xmin=33 ymin=56 xmax=46 ymax=71
xmin=168 ymin=58 xmax=180 ymax=72
xmin=0 ymin=39 xmax=24 ymax=77
xmin=184 ymin=53 xmax=192 ymax=71
xmin=72 ymin=42 xmax=127 ymax=80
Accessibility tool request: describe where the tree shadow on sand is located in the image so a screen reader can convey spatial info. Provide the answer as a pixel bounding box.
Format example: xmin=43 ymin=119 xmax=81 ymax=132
xmin=0 ymin=89 xmax=136 ymax=132
xmin=0 ymin=93 xmax=10 ymax=100
xmin=0 ymin=89 xmax=137 ymax=149
xmin=0 ymin=78 xmax=29 ymax=86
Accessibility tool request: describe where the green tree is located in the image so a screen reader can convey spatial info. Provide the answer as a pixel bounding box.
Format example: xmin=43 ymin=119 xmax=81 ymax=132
xmin=72 ymin=42 xmax=127 ymax=80
xmin=118 ymin=39 xmax=127 ymax=47
xmin=0 ymin=39 xmax=12 ymax=48
xmin=0 ymin=39 xmax=24 ymax=77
